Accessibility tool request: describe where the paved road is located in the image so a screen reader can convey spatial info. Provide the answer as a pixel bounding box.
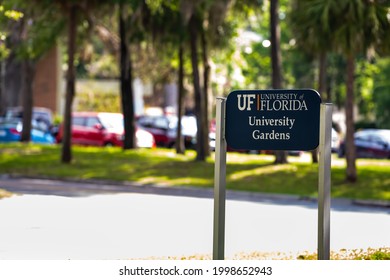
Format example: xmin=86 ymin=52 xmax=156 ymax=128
xmin=0 ymin=177 xmax=389 ymax=259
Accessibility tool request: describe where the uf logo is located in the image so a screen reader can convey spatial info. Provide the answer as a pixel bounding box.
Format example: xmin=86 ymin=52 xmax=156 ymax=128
xmin=237 ymin=94 xmax=256 ymax=111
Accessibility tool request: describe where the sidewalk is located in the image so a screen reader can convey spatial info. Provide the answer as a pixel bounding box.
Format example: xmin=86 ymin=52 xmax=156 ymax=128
xmin=1 ymin=174 xmax=389 ymax=211
xmin=0 ymin=174 xmax=390 ymax=208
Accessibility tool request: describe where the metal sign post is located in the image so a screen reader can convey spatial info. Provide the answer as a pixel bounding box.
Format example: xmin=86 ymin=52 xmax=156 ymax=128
xmin=318 ymin=103 xmax=332 ymax=260
xmin=213 ymin=97 xmax=227 ymax=260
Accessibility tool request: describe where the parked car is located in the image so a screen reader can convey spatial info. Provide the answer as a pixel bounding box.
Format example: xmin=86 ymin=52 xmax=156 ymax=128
xmin=3 ymin=106 xmax=53 ymax=127
xmin=136 ymin=115 xmax=197 ymax=148
xmin=0 ymin=119 xmax=55 ymax=144
xmin=331 ymin=128 xmax=341 ymax=153
xmin=56 ymin=112 xmax=155 ymax=148
xmin=338 ymin=129 xmax=390 ymax=159
xmin=2 ymin=106 xmax=59 ymax=137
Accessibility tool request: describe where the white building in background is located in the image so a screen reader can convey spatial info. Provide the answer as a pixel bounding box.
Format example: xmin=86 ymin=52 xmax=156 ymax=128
xmin=133 ymin=78 xmax=145 ymax=116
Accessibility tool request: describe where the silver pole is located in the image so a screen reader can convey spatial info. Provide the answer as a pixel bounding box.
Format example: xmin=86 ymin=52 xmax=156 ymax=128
xmin=213 ymin=97 xmax=227 ymax=260
xmin=318 ymin=103 xmax=332 ymax=260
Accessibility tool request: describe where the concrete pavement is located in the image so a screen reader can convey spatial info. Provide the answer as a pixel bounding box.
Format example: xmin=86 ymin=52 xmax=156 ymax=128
xmin=0 ymin=176 xmax=389 ymax=259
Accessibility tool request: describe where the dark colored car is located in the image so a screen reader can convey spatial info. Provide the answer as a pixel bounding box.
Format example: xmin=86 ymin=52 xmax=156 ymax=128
xmin=0 ymin=119 xmax=55 ymax=144
xmin=4 ymin=106 xmax=53 ymax=127
xmin=338 ymin=129 xmax=390 ymax=159
xmin=136 ymin=115 xmax=197 ymax=148
xmin=57 ymin=112 xmax=155 ymax=148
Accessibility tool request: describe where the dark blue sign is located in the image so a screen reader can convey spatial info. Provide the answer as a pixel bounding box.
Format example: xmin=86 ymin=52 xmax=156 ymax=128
xmin=225 ymin=89 xmax=321 ymax=151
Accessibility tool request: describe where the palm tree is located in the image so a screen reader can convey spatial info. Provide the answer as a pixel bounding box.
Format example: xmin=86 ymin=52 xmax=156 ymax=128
xmin=289 ymin=0 xmax=335 ymax=163
xmin=334 ymin=0 xmax=389 ymax=182
xmin=290 ymin=0 xmax=390 ymax=182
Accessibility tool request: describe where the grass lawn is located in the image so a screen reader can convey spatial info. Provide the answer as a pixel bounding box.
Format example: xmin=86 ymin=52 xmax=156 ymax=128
xmin=0 ymin=143 xmax=389 ymax=201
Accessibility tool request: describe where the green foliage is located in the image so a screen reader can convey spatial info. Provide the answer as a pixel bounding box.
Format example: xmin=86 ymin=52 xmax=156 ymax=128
xmin=76 ymin=90 xmax=121 ymax=112
xmin=354 ymin=120 xmax=377 ymax=130
xmin=287 ymin=0 xmax=390 ymax=116
xmin=85 ymin=54 xmax=119 ymax=79
xmin=364 ymin=251 xmax=390 ymax=260
xmin=355 ymin=58 xmax=378 ymax=119
xmin=1 ymin=0 xmax=65 ymax=61
xmin=0 ymin=44 xmax=9 ymax=60
xmin=242 ymin=41 xmax=272 ymax=89
xmin=0 ymin=5 xmax=24 ymax=20
xmin=373 ymin=57 xmax=390 ymax=128
xmin=0 ymin=4 xmax=23 ymax=60
xmin=326 ymin=54 xmax=347 ymax=107
xmin=294 ymin=248 xmax=390 ymax=261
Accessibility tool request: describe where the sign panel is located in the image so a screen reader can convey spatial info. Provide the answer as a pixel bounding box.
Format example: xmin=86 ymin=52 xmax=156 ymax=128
xmin=225 ymin=89 xmax=321 ymax=151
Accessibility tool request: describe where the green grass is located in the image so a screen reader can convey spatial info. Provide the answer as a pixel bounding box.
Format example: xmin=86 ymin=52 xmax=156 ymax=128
xmin=0 ymin=143 xmax=389 ymax=201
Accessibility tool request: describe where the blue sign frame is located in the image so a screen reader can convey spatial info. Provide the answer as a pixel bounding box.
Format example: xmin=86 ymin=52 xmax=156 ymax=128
xmin=225 ymin=89 xmax=321 ymax=151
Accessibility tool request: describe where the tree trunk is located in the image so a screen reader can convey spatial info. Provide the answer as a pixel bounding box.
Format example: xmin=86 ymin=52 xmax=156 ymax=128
xmin=270 ymin=0 xmax=282 ymax=90
xmin=345 ymin=55 xmax=357 ymax=182
xmin=201 ymin=27 xmax=210 ymax=157
xmin=175 ymin=43 xmax=185 ymax=154
xmin=4 ymin=18 xmax=24 ymax=110
xmin=20 ymin=60 xmax=36 ymax=143
xmin=189 ymin=15 xmax=206 ymax=161
xmin=311 ymin=51 xmax=327 ymax=163
xmin=319 ymin=52 xmax=328 ymax=102
xmin=119 ymin=3 xmax=135 ymax=150
xmin=0 ymin=61 xmax=6 ymax=115
xmin=61 ymin=5 xmax=77 ymax=163
xmin=270 ymin=0 xmax=287 ymax=164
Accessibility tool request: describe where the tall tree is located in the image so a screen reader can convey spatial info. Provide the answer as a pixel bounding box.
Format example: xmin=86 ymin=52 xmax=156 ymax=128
xmin=1 ymin=1 xmax=62 ymax=142
xmin=270 ymin=0 xmax=287 ymax=164
xmin=119 ymin=1 xmax=136 ymax=149
xmin=335 ymin=0 xmax=389 ymax=182
xmin=139 ymin=0 xmax=187 ymax=154
xmin=181 ymin=0 xmax=236 ymax=161
xmin=0 ymin=6 xmax=23 ymax=115
xmin=200 ymin=26 xmax=210 ymax=158
xmin=61 ymin=3 xmax=78 ymax=163
xmin=176 ymin=42 xmax=186 ymax=154
xmin=1 ymin=7 xmax=23 ymax=117
xmin=289 ymin=0 xmax=390 ymax=181
xmin=289 ymin=0 xmax=336 ymax=163
xmin=188 ymin=13 xmax=208 ymax=161
xmin=57 ymin=0 xmax=99 ymax=163
xmin=180 ymin=0 xmax=208 ymax=161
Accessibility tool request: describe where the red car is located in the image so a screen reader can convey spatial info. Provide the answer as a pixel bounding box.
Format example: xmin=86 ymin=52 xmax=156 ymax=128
xmin=57 ymin=112 xmax=155 ymax=148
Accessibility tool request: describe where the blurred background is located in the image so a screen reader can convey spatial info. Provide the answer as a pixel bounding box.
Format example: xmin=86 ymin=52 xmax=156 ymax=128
xmin=0 ymin=0 xmax=389 ymax=179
